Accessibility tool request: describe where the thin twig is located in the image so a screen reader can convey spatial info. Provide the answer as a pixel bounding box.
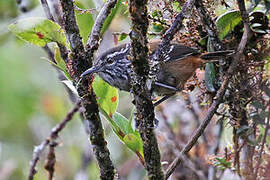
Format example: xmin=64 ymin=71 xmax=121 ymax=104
xmin=233 ymin=127 xmax=241 ymax=174
xmin=159 ymin=106 xmax=184 ymax=150
xmin=165 ymin=75 xmax=230 ymax=179
xmin=112 ymin=31 xmax=161 ymax=38
xmin=161 ymin=124 xmax=207 ymax=180
xmin=74 ymin=5 xmax=96 ymax=15
xmin=151 ymin=0 xmax=195 ymax=62
xmin=208 ymin=120 xmax=223 ymax=180
xmin=148 ymin=15 xmax=170 ymax=27
xmin=85 ymin=0 xmax=117 ymax=61
xmin=235 ymin=2 xmax=254 ymax=178
xmin=40 ymin=0 xmax=55 ymax=21
xmin=194 ymin=0 xmax=224 ymax=51
xmin=44 ymin=142 xmax=57 ymax=180
xmin=28 ymin=101 xmax=81 ymax=180
xmin=254 ymin=112 xmax=270 ymax=178
xmin=164 ymin=0 xmax=252 ymax=178
xmin=159 ymin=105 xmax=207 ymax=179
xmin=186 ymin=96 xmax=208 ymax=145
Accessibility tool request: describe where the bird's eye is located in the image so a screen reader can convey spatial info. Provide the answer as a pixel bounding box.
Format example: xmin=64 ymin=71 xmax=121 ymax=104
xmin=107 ymin=58 xmax=114 ymax=64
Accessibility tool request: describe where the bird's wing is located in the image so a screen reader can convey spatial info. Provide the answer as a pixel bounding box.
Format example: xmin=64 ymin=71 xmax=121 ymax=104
xmin=164 ymin=43 xmax=200 ymax=62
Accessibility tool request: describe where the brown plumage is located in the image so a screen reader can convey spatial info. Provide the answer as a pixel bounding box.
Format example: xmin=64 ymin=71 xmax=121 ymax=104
xmin=155 ymin=55 xmax=204 ymax=95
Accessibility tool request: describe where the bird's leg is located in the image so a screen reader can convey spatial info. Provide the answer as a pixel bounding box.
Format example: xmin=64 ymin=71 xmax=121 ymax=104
xmin=154 ymin=82 xmax=178 ymax=91
xmin=153 ymin=94 xmax=175 ymax=107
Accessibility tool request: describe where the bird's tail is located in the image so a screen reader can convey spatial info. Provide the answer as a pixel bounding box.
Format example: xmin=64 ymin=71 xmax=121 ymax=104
xmin=200 ymin=50 xmax=235 ymax=61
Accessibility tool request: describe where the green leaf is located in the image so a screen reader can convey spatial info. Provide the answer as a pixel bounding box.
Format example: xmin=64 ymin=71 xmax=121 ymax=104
xmin=101 ymin=0 xmax=121 ymax=35
xmin=129 ymin=106 xmax=136 ymax=123
xmin=75 ymin=2 xmax=95 ymax=45
xmin=118 ymin=33 xmax=128 ymax=41
xmin=41 ymin=56 xmax=71 ymax=81
xmin=216 ymin=10 xmax=242 ymax=40
xmin=123 ymin=133 xmax=143 ymax=153
xmin=41 ymin=46 xmax=72 ymax=81
xmin=172 ymin=1 xmax=181 ymax=13
xmin=153 ymin=23 xmax=164 ymax=32
xmin=214 ymin=157 xmax=231 ymax=170
xmin=113 ymin=112 xmax=134 ymax=135
xmin=100 ymin=110 xmax=134 ymax=141
xmin=99 ymin=109 xmax=144 ymax=157
xmin=199 ymin=36 xmax=208 ymax=47
xmin=205 ymin=63 xmax=216 ymax=92
xmin=92 ymin=75 xmax=119 ymax=116
xmin=152 ymin=10 xmax=159 ymax=18
xmin=8 ymin=17 xmax=67 ymax=47
xmin=99 ymin=108 xmax=122 ymax=137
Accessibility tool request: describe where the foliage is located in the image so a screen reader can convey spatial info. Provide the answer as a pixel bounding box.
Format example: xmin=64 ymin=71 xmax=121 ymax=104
xmin=74 ymin=1 xmax=95 ymax=45
xmin=216 ymin=10 xmax=242 ymax=40
xmin=8 ymin=17 xmax=67 ymax=47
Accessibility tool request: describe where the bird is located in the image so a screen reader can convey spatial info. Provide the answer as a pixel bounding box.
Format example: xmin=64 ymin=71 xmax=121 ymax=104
xmin=81 ymin=40 xmax=233 ymax=106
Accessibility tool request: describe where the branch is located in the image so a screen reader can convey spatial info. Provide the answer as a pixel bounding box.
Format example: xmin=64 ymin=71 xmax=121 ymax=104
xmin=208 ymin=120 xmax=223 ymax=180
xmin=44 ymin=142 xmax=57 ymax=180
xmin=59 ymin=0 xmax=84 ymax=55
xmin=150 ymin=0 xmax=195 ymax=63
xmin=165 ymin=75 xmax=230 ymax=179
xmin=40 ymin=0 xmax=55 ymax=21
xmin=194 ymin=0 xmax=224 ymax=51
xmin=164 ymin=0 xmax=252 ymax=178
xmin=186 ymin=96 xmax=208 ymax=145
xmin=59 ymin=1 xmax=116 ymax=179
xmin=85 ymin=0 xmax=117 ymax=61
xmin=28 ymin=101 xmax=81 ymax=180
xmin=129 ymin=0 xmax=164 ymax=179
xmin=59 ymin=0 xmax=89 ymax=79
xmin=46 ymin=0 xmax=65 ymax=27
xmin=254 ymin=110 xmax=270 ymax=177
xmin=236 ymin=0 xmax=251 ymax=53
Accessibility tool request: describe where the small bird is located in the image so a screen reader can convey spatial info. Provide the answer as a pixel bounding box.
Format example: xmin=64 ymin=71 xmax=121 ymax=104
xmin=81 ymin=40 xmax=233 ymax=105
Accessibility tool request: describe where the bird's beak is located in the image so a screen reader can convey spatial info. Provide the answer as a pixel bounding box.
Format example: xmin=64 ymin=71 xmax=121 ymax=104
xmin=80 ymin=65 xmax=103 ymax=78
